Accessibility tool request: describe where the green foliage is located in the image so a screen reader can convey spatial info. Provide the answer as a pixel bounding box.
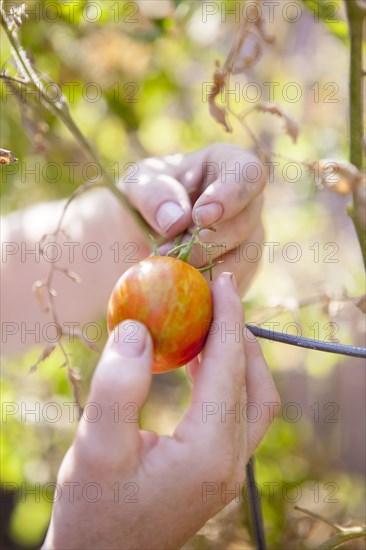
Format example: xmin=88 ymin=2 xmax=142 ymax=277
xmin=10 ymin=496 xmax=52 ymax=548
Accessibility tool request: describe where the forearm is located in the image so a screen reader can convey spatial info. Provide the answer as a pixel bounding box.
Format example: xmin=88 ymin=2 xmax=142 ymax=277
xmin=1 ymin=188 xmax=150 ymax=355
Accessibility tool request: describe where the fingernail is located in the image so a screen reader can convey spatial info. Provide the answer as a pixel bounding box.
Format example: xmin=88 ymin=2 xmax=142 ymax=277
xmin=194 ymin=203 xmax=223 ymax=227
xmin=111 ymin=321 xmax=147 ymax=358
xmin=156 ymin=201 xmax=185 ymax=233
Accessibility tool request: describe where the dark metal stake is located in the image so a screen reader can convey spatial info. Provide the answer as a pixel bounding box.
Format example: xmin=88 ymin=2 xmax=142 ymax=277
xmin=245 ymin=324 xmax=366 ymax=359
xmin=246 ymin=456 xmax=266 ymax=550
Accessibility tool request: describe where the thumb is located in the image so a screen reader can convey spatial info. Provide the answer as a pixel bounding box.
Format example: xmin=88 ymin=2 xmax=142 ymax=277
xmin=76 ymin=320 xmax=153 ymax=463
xmin=122 ymin=170 xmax=192 ymax=237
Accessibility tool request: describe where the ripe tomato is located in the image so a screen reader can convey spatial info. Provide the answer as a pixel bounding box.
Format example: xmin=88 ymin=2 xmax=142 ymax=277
xmin=107 ymin=256 xmax=213 ymax=373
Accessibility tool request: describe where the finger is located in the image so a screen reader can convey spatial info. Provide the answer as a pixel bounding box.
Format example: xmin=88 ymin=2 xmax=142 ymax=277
xmin=243 ymin=336 xmax=281 ymax=457
xmin=188 ymin=196 xmax=264 ymax=266
xmin=175 ymin=272 xmax=246 ymax=447
xmin=158 ymin=151 xmax=205 ymax=198
xmin=202 ymin=223 xmax=265 ymax=293
xmin=75 ymin=320 xmax=153 ymax=466
xmin=192 ymin=148 xmax=266 ymax=228
xmin=121 ymin=164 xmax=192 ymax=237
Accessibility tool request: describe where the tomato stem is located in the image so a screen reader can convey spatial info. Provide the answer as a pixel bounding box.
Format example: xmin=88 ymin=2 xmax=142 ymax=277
xmin=173 ymin=233 xmax=185 ymax=247
xmin=165 ymin=227 xmax=224 ymax=280
xmin=149 ymin=235 xmax=160 ymax=256
xmin=177 ymin=239 xmax=195 ymax=262
xmin=166 ymin=242 xmax=190 ymax=256
xmin=197 ymin=260 xmax=224 ymax=279
xmin=176 ymin=228 xmax=202 ymax=263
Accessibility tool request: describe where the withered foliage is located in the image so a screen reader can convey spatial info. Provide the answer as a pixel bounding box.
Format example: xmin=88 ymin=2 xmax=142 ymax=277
xmin=208 ymin=0 xmax=275 ymax=133
xmin=0 ymin=147 xmax=18 ymax=164
xmin=29 ymin=344 xmax=57 ymax=374
xmin=208 ymin=0 xmax=365 ymax=207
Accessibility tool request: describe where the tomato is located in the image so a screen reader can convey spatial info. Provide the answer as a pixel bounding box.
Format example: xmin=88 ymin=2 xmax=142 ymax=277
xmin=107 ymin=256 xmax=213 ymax=373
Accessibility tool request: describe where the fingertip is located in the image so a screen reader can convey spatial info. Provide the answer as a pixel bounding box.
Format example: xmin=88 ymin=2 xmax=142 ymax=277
xmin=90 ymin=321 xmax=154 ymax=415
xmin=193 ymin=202 xmax=224 ymax=228
xmin=212 ymin=271 xmax=237 ymax=290
xmin=107 ymin=320 xmax=152 ymax=360
xmin=94 ymin=322 xmax=154 ymax=395
xmin=125 ymin=171 xmax=193 ymax=237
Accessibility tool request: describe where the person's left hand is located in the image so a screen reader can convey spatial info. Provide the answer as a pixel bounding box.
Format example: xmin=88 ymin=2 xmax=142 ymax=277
xmin=122 ymin=143 xmax=266 ymax=293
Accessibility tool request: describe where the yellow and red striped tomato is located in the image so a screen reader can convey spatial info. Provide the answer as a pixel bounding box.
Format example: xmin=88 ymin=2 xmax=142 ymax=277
xmin=107 ymin=256 xmax=213 ymax=373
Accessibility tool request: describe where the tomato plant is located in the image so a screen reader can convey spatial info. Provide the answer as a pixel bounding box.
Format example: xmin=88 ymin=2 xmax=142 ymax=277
xmin=107 ymin=255 xmax=213 ymax=373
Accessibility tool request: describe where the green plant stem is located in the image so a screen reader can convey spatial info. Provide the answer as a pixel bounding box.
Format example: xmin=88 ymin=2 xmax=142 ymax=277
xmin=345 ymin=0 xmax=366 ymax=268
xmin=0 ymin=8 xmax=150 ymax=235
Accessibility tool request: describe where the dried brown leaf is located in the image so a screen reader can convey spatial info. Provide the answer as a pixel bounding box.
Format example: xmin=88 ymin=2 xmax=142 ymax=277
xmin=314 ymin=160 xmax=363 ymax=195
xmin=209 ymin=100 xmax=232 ymax=133
xmin=255 ymin=102 xmax=299 ymax=143
xmin=32 ymin=280 xmax=49 ymax=313
xmin=64 ymin=269 xmax=82 ymax=283
xmin=29 ymin=344 xmax=57 ymax=373
xmin=208 ymin=67 xmax=232 ymax=133
xmin=0 ymin=148 xmax=18 ymax=164
xmin=251 ymin=3 xmax=275 ymax=44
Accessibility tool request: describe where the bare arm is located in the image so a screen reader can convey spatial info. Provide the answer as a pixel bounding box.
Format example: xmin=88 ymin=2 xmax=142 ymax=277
xmin=1 ymin=188 xmax=150 ymax=355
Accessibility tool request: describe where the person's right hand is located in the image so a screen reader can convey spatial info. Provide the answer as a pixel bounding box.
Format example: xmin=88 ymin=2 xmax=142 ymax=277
xmin=43 ymin=272 xmax=280 ymax=550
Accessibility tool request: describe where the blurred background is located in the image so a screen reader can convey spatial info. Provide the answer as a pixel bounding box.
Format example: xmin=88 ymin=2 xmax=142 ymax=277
xmin=1 ymin=0 xmax=365 ymax=548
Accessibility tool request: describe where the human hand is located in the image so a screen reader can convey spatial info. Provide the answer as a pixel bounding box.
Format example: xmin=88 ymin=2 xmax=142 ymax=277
xmin=43 ymin=273 xmax=280 ymax=550
xmin=0 ymin=144 xmax=264 ymax=355
xmin=122 ymin=144 xmax=266 ymax=293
